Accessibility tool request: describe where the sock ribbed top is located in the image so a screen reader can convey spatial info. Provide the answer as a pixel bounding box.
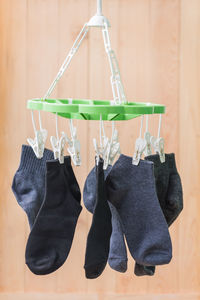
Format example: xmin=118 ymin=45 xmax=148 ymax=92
xmin=18 ymin=145 xmax=54 ymax=174
xmin=145 ymin=153 xmax=177 ymax=171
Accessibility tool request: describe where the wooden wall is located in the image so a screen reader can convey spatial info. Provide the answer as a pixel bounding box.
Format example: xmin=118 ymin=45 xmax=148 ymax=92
xmin=0 ymin=0 xmax=199 ymax=299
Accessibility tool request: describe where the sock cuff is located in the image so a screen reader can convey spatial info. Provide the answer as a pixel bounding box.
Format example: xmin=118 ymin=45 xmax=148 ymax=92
xmin=118 ymin=154 xmax=153 ymax=169
xmin=145 ymin=154 xmax=161 ymax=166
xmin=46 ymin=156 xmax=71 ymax=172
xmin=165 ymin=153 xmax=177 ymax=171
xmin=64 ymin=156 xmax=71 ymax=166
xmin=18 ymin=145 xmax=54 ymax=174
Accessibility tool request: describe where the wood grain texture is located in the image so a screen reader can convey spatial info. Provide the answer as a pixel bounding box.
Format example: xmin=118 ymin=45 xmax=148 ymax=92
xmin=0 ymin=0 xmax=199 ymax=298
xmin=0 ymin=294 xmax=200 ymax=300
xmin=179 ymin=0 xmax=200 ymax=293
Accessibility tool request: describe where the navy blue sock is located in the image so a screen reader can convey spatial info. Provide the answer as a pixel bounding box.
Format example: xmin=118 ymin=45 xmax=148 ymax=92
xmin=25 ymin=157 xmax=82 ymax=275
xmin=12 ymin=145 xmax=54 ymax=228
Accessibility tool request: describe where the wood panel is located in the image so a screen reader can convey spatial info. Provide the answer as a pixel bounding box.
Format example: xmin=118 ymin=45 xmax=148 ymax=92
xmin=0 ymin=294 xmax=200 ymax=300
xmin=0 ymin=0 xmax=199 ymax=298
xmin=179 ymin=0 xmax=200 ymax=293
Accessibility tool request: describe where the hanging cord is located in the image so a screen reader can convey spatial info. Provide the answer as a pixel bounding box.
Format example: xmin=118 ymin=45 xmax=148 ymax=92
xmin=145 ymin=115 xmax=149 ymax=132
xmin=99 ymin=114 xmax=103 ymax=149
xmin=139 ymin=115 xmax=144 ymax=139
xmin=55 ymin=113 xmax=59 ymax=141
xmin=31 ymin=111 xmax=37 ymax=134
xmin=157 ymin=114 xmax=162 ymax=138
xmin=144 ymin=114 xmax=152 ymax=156
xmin=110 ymin=121 xmax=115 ymax=144
xmin=30 ymin=110 xmax=43 ymax=133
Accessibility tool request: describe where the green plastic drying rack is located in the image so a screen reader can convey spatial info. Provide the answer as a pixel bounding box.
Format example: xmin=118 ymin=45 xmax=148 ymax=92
xmin=27 ymin=0 xmax=165 ymax=121
xmin=27 ymin=98 xmax=165 ymax=121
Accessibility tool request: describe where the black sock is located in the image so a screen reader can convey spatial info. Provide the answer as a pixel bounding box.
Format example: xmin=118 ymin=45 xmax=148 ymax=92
xmin=135 ymin=153 xmax=183 ymax=276
xmin=25 ymin=157 xmax=82 ymax=275
xmin=84 ymin=158 xmax=112 ymax=279
xmin=12 ymin=145 xmax=54 ymax=228
xmin=83 ymin=166 xmax=128 ymax=273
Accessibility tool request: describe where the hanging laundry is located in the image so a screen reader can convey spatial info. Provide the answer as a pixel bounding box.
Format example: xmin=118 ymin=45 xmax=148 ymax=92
xmin=135 ymin=153 xmax=183 ymax=276
xmin=83 ymin=165 xmax=128 ymax=273
xmin=106 ymin=154 xmax=172 ymax=266
xmin=25 ymin=157 xmax=82 ymax=275
xmin=84 ymin=158 xmax=112 ymax=279
xmin=12 ymin=145 xmax=54 ymax=228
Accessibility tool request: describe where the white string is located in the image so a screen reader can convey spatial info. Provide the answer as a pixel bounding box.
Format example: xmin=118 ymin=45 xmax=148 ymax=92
xmin=139 ymin=115 xmax=144 ymax=138
xmin=145 ymin=115 xmax=149 ymax=132
xmin=157 ymin=114 xmax=162 ymax=138
xmin=99 ymin=114 xmax=102 ymax=148
xmin=31 ymin=111 xmax=37 ymax=134
xmin=30 ymin=109 xmax=43 ymax=135
xmin=55 ymin=113 xmax=59 ymax=140
xmin=38 ymin=111 xmax=42 ymax=130
xmin=69 ymin=119 xmax=74 ymax=138
xmin=102 ymin=119 xmax=106 ymax=138
xmin=110 ymin=121 xmax=115 ymax=144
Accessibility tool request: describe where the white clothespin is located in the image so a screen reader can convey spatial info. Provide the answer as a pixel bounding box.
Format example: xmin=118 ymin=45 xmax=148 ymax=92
xmin=94 ymin=118 xmax=120 ymax=169
xmin=50 ymin=114 xmax=66 ymax=164
xmin=93 ymin=137 xmax=109 ymax=166
xmin=65 ymin=120 xmax=81 ymax=166
xmin=50 ymin=133 xmax=66 ymax=164
xmin=103 ymin=140 xmax=111 ymax=170
xmin=132 ymin=115 xmax=147 ymax=165
xmin=27 ymin=111 xmax=47 ymax=159
xmin=93 ymin=115 xmax=109 ymax=167
xmin=108 ymin=122 xmax=120 ymax=165
xmin=151 ymin=114 xmax=165 ymax=163
xmin=144 ymin=115 xmax=152 ymax=157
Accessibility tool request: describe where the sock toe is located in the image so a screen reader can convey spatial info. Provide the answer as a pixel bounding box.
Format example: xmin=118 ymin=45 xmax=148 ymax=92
xmin=26 ymin=249 xmax=59 ymax=275
xmin=134 ymin=263 xmax=155 ymax=276
xmin=108 ymin=258 xmax=127 ymax=273
xmin=85 ymin=261 xmax=107 ymax=279
xmin=142 ymin=251 xmax=172 ymax=266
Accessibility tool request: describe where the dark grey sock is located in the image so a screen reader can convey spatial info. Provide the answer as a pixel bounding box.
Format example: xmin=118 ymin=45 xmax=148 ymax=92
xmin=84 ymin=158 xmax=112 ymax=279
xmin=12 ymin=145 xmax=54 ymax=229
xmin=145 ymin=153 xmax=183 ymax=225
xmin=83 ymin=165 xmax=128 ymax=273
xmin=25 ymin=157 xmax=82 ymax=275
xmin=108 ymin=204 xmax=127 ymax=272
xmin=135 ymin=153 xmax=183 ymax=276
xmin=106 ymin=154 xmax=172 ymax=266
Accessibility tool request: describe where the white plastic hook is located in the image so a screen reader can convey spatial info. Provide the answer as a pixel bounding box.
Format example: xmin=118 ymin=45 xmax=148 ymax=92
xmin=151 ymin=114 xmax=165 ymax=163
xmin=50 ymin=114 xmax=66 ymax=164
xmin=65 ymin=120 xmax=81 ymax=166
xmin=132 ymin=115 xmax=147 ymax=166
xmin=27 ymin=110 xmax=47 ymax=159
